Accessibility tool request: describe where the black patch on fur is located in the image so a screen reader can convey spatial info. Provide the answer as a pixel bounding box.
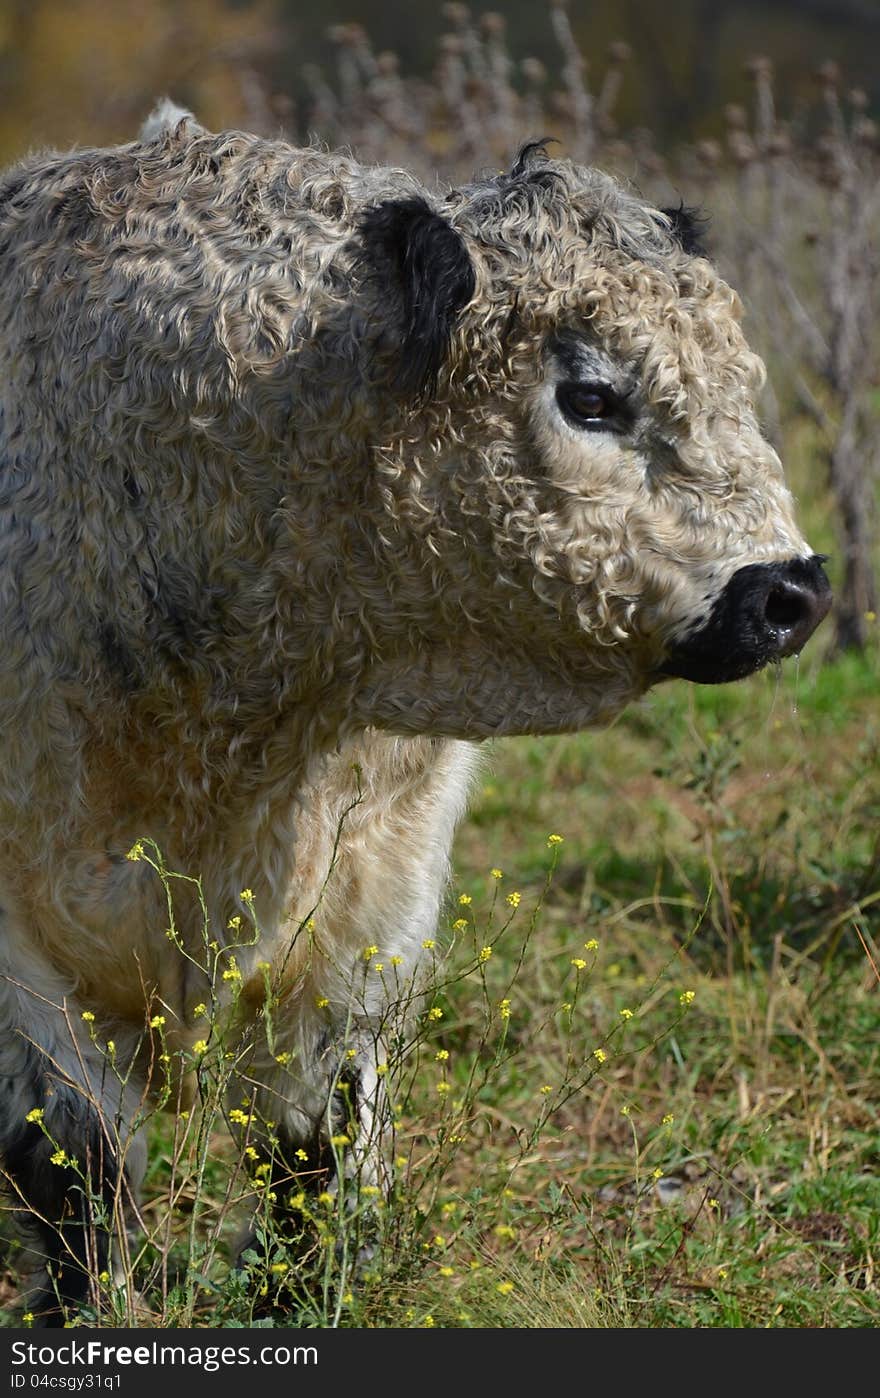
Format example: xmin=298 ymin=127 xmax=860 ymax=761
xmin=659 ymin=202 xmax=710 ymax=257
xmin=122 ymin=470 xmax=142 ymax=506
xmin=97 ymin=620 xmax=143 ymax=693
xmin=134 ymin=550 xmax=228 ymax=676
xmin=0 ymin=1050 xmax=120 ymax=1327
xmin=357 ymin=197 xmax=476 ymax=398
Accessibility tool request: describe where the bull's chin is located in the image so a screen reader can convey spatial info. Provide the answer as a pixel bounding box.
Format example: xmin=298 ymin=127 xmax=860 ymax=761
xmin=658 ymin=648 xmax=774 ymax=686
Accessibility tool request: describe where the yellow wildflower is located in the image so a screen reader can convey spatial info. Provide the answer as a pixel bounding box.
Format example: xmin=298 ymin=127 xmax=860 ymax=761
xmin=222 ymin=957 xmax=242 ymax=982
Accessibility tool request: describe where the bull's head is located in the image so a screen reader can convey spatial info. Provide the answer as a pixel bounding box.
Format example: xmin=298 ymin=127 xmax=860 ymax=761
xmin=352 ymin=150 xmax=830 ymax=737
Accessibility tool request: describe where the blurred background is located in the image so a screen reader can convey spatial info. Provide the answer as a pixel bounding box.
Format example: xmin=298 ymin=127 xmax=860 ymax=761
xmin=1 ymin=0 xmax=879 ymax=159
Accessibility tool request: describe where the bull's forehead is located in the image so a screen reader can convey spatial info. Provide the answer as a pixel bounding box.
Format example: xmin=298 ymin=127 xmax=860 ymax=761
xmin=579 ymin=251 xmax=766 ymax=420
xmin=464 ymin=188 xmax=766 ymax=424
xmin=501 ymin=234 xmax=763 ymax=410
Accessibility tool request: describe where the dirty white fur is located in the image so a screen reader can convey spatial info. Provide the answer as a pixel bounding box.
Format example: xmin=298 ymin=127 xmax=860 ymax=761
xmin=0 ymin=109 xmax=816 ymax=1311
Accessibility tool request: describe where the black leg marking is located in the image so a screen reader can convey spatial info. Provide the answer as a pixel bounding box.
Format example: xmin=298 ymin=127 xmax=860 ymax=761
xmin=0 ymin=1052 xmax=125 ymax=1327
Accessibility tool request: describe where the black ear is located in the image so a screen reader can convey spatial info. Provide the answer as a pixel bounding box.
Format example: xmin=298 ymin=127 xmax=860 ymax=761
xmin=357 ymin=197 xmax=476 ymax=398
xmin=659 ymin=202 xmax=710 ymax=257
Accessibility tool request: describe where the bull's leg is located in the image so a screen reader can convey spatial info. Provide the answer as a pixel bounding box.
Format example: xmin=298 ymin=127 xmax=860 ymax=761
xmin=0 ymin=938 xmax=146 ymax=1326
xmin=230 ymin=736 xmax=479 ymax=1294
xmin=231 ymin=1020 xmax=392 ymax=1281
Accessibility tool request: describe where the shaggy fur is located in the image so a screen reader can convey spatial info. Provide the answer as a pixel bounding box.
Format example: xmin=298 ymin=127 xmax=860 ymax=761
xmin=0 ymin=106 xmax=825 ymax=1320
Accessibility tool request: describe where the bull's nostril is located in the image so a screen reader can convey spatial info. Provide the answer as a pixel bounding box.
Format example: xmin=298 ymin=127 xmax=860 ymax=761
xmin=765 ymin=584 xmax=808 ymax=633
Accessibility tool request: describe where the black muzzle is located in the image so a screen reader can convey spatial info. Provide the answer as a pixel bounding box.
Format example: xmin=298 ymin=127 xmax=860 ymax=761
xmin=661 ymin=555 xmax=832 ymax=685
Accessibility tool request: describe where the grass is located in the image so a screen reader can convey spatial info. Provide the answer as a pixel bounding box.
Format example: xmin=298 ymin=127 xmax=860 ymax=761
xmin=424 ymin=638 xmax=880 ymax=1329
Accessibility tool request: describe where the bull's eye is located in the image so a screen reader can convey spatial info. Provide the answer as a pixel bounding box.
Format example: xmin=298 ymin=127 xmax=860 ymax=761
xmin=556 ymin=382 xmax=620 ymax=430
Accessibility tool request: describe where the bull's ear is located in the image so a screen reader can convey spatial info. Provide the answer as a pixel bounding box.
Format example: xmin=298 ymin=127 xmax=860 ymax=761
xmin=660 ymin=202 xmax=710 ymax=257
xmin=357 ymin=197 xmax=475 ymax=398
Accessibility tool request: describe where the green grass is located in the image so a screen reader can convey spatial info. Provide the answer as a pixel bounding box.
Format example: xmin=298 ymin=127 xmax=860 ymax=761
xmin=417 ymin=629 xmax=879 ymax=1329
